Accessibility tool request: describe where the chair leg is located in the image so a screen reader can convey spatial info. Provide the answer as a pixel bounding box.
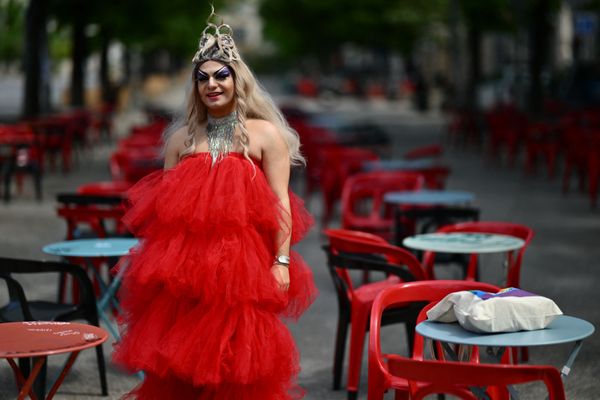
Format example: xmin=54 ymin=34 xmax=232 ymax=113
xmin=3 ymin=164 xmax=12 ymax=203
xmin=394 ymin=390 xmax=410 ymax=400
xmin=95 ymin=343 xmax=109 ymax=395
xmin=404 ymin=320 xmax=416 ymax=355
xmin=333 ymin=311 xmax=350 ymax=390
xmin=33 ymin=164 xmax=42 ymax=201
xmin=520 ymin=347 xmax=529 ymax=363
xmin=347 ymin=303 xmax=370 ymax=398
xmin=368 ymin=357 xmax=393 ymax=400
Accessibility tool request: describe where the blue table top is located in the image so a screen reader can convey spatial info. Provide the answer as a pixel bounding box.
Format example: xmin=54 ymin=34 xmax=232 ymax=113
xmin=384 ymin=190 xmax=475 ymax=205
xmin=43 ymin=238 xmax=139 ymax=258
xmin=403 ymin=232 xmax=525 ymax=254
xmin=416 ymin=315 xmax=595 ymax=347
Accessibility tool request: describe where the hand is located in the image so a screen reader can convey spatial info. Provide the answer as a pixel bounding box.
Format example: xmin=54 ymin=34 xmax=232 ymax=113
xmin=271 ymin=263 xmax=290 ymax=291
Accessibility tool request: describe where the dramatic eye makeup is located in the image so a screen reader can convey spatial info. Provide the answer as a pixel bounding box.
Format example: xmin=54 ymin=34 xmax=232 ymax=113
xmin=195 ymin=66 xmax=232 ymax=82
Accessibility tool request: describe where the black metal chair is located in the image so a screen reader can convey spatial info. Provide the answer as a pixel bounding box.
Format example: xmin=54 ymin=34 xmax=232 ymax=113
xmin=0 ymin=257 xmax=108 ymax=397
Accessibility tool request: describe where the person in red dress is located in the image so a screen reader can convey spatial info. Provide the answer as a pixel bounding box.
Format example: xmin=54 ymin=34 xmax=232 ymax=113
xmin=113 ymin=8 xmax=317 ymax=399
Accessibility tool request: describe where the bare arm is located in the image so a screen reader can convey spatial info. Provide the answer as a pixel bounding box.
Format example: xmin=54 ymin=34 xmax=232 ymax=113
xmin=163 ymin=126 xmax=189 ymax=170
xmin=258 ymin=121 xmax=292 ymax=290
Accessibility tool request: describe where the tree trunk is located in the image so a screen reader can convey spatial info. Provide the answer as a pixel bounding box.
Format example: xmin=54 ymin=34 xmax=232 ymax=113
xmin=467 ymin=25 xmax=481 ymax=110
xmin=22 ymin=0 xmax=48 ymax=118
xmin=99 ymin=29 xmax=111 ymax=103
xmin=70 ymin=12 xmax=87 ymax=107
xmin=528 ymin=0 xmax=551 ymax=116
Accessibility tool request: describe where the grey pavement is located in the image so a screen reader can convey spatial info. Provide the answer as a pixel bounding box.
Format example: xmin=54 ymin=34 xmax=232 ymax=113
xmin=1 ymin=97 xmax=599 ymax=399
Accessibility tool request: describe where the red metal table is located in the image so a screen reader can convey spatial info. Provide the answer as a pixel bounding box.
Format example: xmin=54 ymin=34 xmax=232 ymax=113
xmin=0 ymin=321 xmax=108 ymax=399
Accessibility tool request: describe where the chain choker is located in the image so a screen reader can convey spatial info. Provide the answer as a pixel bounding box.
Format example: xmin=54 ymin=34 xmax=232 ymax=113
xmin=206 ymin=111 xmax=237 ymax=165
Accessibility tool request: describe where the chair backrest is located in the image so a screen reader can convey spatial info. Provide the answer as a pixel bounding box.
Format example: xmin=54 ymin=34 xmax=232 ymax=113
xmin=56 ymin=193 xmax=128 ymax=239
xmin=414 ymin=166 xmax=451 ymax=189
xmin=426 ymin=221 xmax=534 ymax=287
xmin=368 ymin=280 xmax=565 ymax=400
xmin=77 ymin=181 xmax=132 ymax=196
xmin=323 ymin=229 xmax=426 ymax=300
xmin=341 ymin=171 xmax=424 ymax=237
xmin=0 ymin=257 xmax=98 ymax=324
xmin=403 ymin=144 xmax=443 ymax=160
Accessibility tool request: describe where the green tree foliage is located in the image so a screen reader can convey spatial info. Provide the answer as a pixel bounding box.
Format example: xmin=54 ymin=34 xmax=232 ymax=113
xmin=260 ymin=0 xmax=448 ymax=58
xmin=0 ymin=0 xmax=26 ymax=65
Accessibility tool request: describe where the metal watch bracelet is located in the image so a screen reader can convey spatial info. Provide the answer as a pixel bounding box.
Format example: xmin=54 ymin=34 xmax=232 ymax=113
xmin=274 ymin=255 xmax=290 ymax=267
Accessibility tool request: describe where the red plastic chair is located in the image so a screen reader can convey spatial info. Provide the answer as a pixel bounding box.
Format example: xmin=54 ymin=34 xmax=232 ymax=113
xmin=323 ymin=229 xmax=426 ymax=399
xmin=369 ymin=281 xmax=565 ymax=400
xmin=109 ymin=148 xmax=163 ymax=183
xmin=421 ymin=221 xmax=534 ymax=288
xmin=341 ymin=171 xmax=424 ymax=241
xmin=485 ymin=104 xmax=528 ymax=166
xmin=77 ymin=180 xmax=132 ymax=197
xmin=523 ymin=121 xmax=560 ymax=177
xmin=292 ymin=120 xmax=338 ymax=198
xmin=319 ymin=147 xmax=379 ymax=226
xmin=55 ymin=193 xmax=129 ymax=303
xmin=402 ymin=144 xmax=443 ymax=160
xmin=415 ymin=166 xmax=451 ymax=189
xmin=0 ymin=124 xmax=42 ymax=202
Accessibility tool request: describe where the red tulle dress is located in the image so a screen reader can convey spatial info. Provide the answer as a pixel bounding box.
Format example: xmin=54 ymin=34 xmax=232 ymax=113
xmin=113 ymin=152 xmax=318 ymax=399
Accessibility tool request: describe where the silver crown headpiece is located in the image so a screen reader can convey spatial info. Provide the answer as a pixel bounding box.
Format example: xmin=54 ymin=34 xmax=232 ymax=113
xmin=192 ymin=6 xmax=240 ymax=65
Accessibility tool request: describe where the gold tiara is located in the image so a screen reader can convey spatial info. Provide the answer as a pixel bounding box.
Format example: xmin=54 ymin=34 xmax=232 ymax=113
xmin=192 ymin=6 xmax=240 ymax=65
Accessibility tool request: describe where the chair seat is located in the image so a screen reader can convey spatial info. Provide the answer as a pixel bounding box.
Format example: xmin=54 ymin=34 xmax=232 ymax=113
xmin=1 ymin=301 xmax=78 ymax=322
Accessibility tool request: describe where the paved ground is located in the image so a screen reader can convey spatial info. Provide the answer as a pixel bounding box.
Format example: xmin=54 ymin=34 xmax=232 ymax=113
xmin=1 ymin=95 xmax=599 ymax=399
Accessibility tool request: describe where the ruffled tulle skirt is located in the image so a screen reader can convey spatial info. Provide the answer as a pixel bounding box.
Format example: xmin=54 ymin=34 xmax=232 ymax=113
xmin=112 ymin=153 xmax=317 ymax=399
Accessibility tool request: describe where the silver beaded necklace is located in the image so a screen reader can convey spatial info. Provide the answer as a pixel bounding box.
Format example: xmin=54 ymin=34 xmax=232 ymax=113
xmin=206 ymin=111 xmax=237 ymax=165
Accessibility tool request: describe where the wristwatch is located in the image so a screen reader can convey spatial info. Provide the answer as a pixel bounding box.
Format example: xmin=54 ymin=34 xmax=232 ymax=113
xmin=274 ymin=255 xmax=290 ymax=267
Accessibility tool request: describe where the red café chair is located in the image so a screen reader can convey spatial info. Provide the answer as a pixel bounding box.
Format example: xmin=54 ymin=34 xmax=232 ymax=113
xmin=1 ymin=124 xmax=42 ymax=202
xmin=110 ymin=147 xmax=163 ymax=183
xmin=319 ymin=147 xmax=379 ymax=226
xmin=402 ymin=144 xmax=443 ymax=161
xmin=78 ymin=180 xmax=132 ymax=197
xmin=415 ymin=165 xmax=451 ymax=189
xmin=291 ymin=120 xmax=338 ymax=198
xmin=523 ymin=120 xmax=560 ymax=178
xmin=341 ymin=171 xmax=424 ymax=242
xmin=29 ymin=114 xmax=75 ymax=172
xmin=90 ymin=102 xmax=116 ymax=141
xmin=55 ymin=193 xmax=129 ymax=303
xmin=587 ymin=135 xmax=600 ymax=209
xmin=323 ymin=229 xmax=426 ymax=399
xmin=368 ymin=281 xmax=565 ymax=400
xmin=485 ymin=105 xmax=527 ymax=166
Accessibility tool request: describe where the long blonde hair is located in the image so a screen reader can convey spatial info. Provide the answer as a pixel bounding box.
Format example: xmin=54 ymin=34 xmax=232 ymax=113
xmin=173 ymin=59 xmax=305 ymax=166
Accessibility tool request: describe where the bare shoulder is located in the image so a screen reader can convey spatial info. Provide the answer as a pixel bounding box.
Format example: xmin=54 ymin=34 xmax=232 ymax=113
xmin=245 ymin=119 xmax=286 ymax=151
xmin=246 ymin=119 xmax=279 ymax=138
xmin=167 ymin=125 xmax=190 ymax=145
xmin=163 ymin=125 xmax=190 ymax=168
xmin=164 ymin=125 xmax=188 ymax=151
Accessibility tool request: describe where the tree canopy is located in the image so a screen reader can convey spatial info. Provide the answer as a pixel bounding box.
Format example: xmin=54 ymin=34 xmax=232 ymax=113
xmin=260 ymin=0 xmax=448 ymax=58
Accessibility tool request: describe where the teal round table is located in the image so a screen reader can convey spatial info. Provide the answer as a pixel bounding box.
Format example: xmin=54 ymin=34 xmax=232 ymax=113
xmin=43 ymin=238 xmax=139 ymax=258
xmin=43 ymin=238 xmax=140 ymax=340
xmin=384 ymin=189 xmax=475 ymax=206
xmin=417 ymin=315 xmax=595 ymax=387
xmin=403 ymin=232 xmax=525 ymax=254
